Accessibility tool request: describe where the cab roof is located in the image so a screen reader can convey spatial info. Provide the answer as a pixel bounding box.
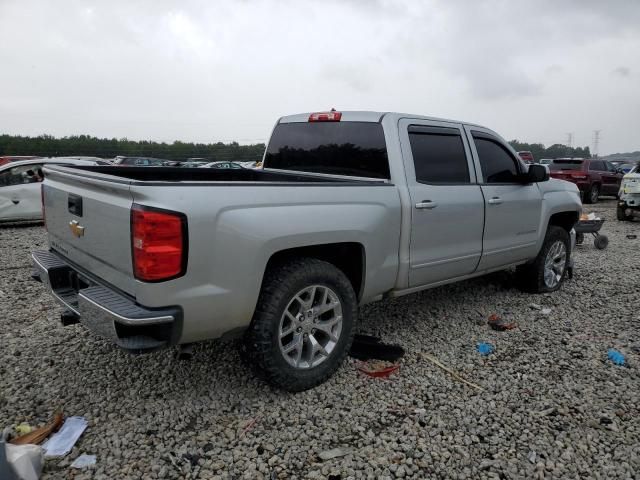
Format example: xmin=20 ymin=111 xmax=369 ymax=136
xmin=278 ymin=111 xmax=486 ymax=129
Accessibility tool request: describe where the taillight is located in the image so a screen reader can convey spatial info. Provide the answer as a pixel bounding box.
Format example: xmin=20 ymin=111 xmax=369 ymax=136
xmin=41 ymin=184 xmax=46 ymax=230
xmin=131 ymin=205 xmax=187 ymax=282
xmin=308 ymin=111 xmax=342 ymax=122
xmin=571 ymin=174 xmax=587 ymax=179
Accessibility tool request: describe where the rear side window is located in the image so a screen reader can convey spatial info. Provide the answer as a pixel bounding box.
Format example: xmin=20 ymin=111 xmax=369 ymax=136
xmin=589 ymin=160 xmax=605 ymax=171
xmin=264 ymin=122 xmax=390 ymax=179
xmin=473 ymin=134 xmax=520 ymax=183
xmin=408 ymin=126 xmax=470 ymax=184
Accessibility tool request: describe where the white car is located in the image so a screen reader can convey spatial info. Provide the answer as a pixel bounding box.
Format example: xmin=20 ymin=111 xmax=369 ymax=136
xmin=0 ymin=157 xmax=103 ymax=223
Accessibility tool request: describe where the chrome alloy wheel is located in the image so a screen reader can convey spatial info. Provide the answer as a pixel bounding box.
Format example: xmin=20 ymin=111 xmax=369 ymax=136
xmin=543 ymin=240 xmax=567 ymax=288
xmin=278 ymin=285 xmax=343 ymax=369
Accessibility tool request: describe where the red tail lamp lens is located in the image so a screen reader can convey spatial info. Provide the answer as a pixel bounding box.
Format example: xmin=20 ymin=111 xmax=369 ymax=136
xmin=131 ymin=205 xmax=187 ymax=281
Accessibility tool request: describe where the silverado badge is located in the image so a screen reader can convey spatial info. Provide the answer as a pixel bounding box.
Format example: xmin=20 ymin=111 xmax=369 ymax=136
xmin=69 ymin=220 xmax=85 ymax=238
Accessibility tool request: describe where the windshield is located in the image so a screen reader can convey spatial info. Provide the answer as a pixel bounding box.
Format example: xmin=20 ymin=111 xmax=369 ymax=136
xmin=264 ymin=122 xmax=390 ymax=179
xmin=549 ymin=159 xmax=585 ymax=171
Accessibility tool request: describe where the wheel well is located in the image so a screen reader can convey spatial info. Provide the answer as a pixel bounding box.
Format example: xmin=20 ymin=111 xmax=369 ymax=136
xmin=549 ymin=211 xmax=579 ymax=233
xmin=266 ymin=243 xmax=365 ymax=299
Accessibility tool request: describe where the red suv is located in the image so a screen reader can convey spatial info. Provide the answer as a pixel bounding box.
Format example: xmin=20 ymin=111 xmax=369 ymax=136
xmin=548 ymin=158 xmax=623 ymax=204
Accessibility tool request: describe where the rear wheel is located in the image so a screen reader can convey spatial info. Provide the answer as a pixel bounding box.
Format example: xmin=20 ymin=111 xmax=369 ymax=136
xmin=245 ymin=258 xmax=357 ymax=392
xmin=517 ymin=226 xmax=570 ymax=293
xmin=584 ymin=184 xmax=600 ymax=204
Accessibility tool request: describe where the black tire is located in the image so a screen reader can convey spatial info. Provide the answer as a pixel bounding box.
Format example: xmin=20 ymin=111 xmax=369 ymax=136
xmin=584 ymin=184 xmax=600 ymax=204
xmin=594 ymin=234 xmax=609 ymax=250
xmin=617 ymin=204 xmax=633 ymax=221
xmin=245 ymin=258 xmax=357 ymax=392
xmin=516 ymin=226 xmax=570 ymax=293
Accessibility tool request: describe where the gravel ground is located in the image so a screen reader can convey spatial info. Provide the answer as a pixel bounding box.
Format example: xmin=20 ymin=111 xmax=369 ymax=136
xmin=1 ymin=198 xmax=639 ymax=480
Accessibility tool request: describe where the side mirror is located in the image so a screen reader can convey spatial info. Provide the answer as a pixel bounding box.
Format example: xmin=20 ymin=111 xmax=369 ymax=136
xmin=523 ymin=164 xmax=549 ymax=183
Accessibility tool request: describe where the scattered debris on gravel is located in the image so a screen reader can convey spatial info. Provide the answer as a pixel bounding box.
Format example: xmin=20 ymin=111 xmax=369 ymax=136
xmin=1 ymin=199 xmax=639 ymax=479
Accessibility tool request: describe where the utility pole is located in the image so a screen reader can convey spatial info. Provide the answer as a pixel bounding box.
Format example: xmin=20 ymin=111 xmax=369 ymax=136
xmin=593 ymin=130 xmax=601 ymax=158
xmin=566 ymin=133 xmax=573 ymax=149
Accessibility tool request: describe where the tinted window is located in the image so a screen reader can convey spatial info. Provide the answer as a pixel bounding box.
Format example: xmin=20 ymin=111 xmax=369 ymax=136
xmin=589 ymin=160 xmax=605 ymax=171
xmin=549 ymin=159 xmax=585 ymax=170
xmin=264 ymin=122 xmax=390 ymax=179
xmin=408 ymin=127 xmax=469 ymax=183
xmin=473 ymin=136 xmax=520 ymax=183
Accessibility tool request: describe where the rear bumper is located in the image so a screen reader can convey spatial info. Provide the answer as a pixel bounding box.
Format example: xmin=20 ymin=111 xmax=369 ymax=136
xmin=31 ymin=249 xmax=182 ymax=353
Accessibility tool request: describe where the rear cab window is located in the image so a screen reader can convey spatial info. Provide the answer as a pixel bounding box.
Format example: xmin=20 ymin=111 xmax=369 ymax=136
xmin=549 ymin=160 xmax=585 ymax=171
xmin=264 ymin=121 xmax=390 ymax=179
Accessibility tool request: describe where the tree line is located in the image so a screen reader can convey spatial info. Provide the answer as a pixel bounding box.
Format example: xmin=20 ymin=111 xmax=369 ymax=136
xmin=0 ymin=133 xmax=592 ymax=163
xmin=0 ymin=134 xmax=266 ymax=162
xmin=508 ymin=140 xmax=591 ymax=160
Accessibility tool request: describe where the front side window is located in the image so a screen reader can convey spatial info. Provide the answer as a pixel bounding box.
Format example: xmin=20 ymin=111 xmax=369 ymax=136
xmin=0 ymin=164 xmax=44 ymax=187
xmin=589 ymin=160 xmax=605 ymax=171
xmin=472 ymin=134 xmax=520 ymax=183
xmin=265 ymin=122 xmax=390 ymax=179
xmin=408 ymin=126 xmax=470 ymax=184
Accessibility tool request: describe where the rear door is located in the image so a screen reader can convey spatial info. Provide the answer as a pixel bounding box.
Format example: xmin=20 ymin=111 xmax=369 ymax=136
xmin=602 ymin=161 xmax=622 ymax=195
xmin=0 ymin=163 xmax=43 ymax=221
xmin=399 ymin=119 xmax=484 ymax=287
xmin=588 ymin=160 xmax=607 ymax=194
xmin=466 ymin=127 xmax=543 ymax=270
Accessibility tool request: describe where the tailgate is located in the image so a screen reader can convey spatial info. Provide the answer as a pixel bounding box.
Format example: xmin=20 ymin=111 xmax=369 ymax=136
xmin=43 ymin=166 xmax=136 ymax=295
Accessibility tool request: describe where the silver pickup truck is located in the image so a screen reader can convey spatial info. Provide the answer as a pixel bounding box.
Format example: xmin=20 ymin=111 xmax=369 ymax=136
xmin=32 ymin=111 xmax=582 ymax=391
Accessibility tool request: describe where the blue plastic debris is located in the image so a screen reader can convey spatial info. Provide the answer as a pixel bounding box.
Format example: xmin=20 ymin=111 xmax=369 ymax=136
xmin=477 ymin=343 xmax=494 ymax=356
xmin=607 ymin=349 xmax=625 ymax=366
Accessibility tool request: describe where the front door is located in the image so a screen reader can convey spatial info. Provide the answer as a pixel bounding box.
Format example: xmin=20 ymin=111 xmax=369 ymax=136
xmin=399 ymin=119 xmax=485 ymax=287
xmin=465 ymin=128 xmax=543 ymax=271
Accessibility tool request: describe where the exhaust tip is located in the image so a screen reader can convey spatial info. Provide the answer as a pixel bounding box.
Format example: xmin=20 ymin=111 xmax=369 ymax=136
xmin=176 ymin=343 xmax=194 ymax=361
xmin=61 ymin=310 xmax=80 ymax=326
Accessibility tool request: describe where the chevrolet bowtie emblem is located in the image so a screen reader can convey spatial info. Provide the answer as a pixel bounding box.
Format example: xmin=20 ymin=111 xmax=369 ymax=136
xmin=69 ymin=220 xmax=85 ymax=238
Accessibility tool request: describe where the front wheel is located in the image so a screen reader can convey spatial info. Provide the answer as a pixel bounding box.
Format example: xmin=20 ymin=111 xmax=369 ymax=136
xmin=245 ymin=258 xmax=357 ymax=392
xmin=517 ymin=226 xmax=570 ymax=293
xmin=617 ymin=204 xmax=633 ymax=221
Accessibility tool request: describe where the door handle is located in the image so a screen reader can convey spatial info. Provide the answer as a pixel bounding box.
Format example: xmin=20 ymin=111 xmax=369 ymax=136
xmin=488 ymin=197 xmax=503 ymax=205
xmin=415 ymin=200 xmax=438 ymax=209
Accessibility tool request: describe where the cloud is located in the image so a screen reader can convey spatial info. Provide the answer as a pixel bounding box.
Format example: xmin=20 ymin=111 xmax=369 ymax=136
xmin=612 ymin=66 xmax=631 ymax=77
xmin=0 ymin=0 xmax=639 ymax=153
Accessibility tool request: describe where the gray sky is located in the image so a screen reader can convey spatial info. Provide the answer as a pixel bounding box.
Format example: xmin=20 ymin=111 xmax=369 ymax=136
xmin=1 ymin=0 xmax=639 ymax=154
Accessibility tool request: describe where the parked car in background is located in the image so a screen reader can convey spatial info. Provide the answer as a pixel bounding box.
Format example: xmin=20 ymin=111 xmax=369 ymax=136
xmin=0 ymin=157 xmax=101 ymax=223
xmin=200 ymin=161 xmax=243 ymax=169
xmin=0 ymin=155 xmax=41 ymax=166
xmin=548 ymin=158 xmax=623 ymax=203
xmin=518 ymin=151 xmax=535 ymax=164
xmin=539 ymin=159 xmax=553 ymax=165
xmin=617 ymin=162 xmax=640 ymax=221
xmin=32 ymin=110 xmax=581 ymax=391
xmin=113 ymin=156 xmax=170 ymax=166
xmin=617 ymin=163 xmax=636 ymax=174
